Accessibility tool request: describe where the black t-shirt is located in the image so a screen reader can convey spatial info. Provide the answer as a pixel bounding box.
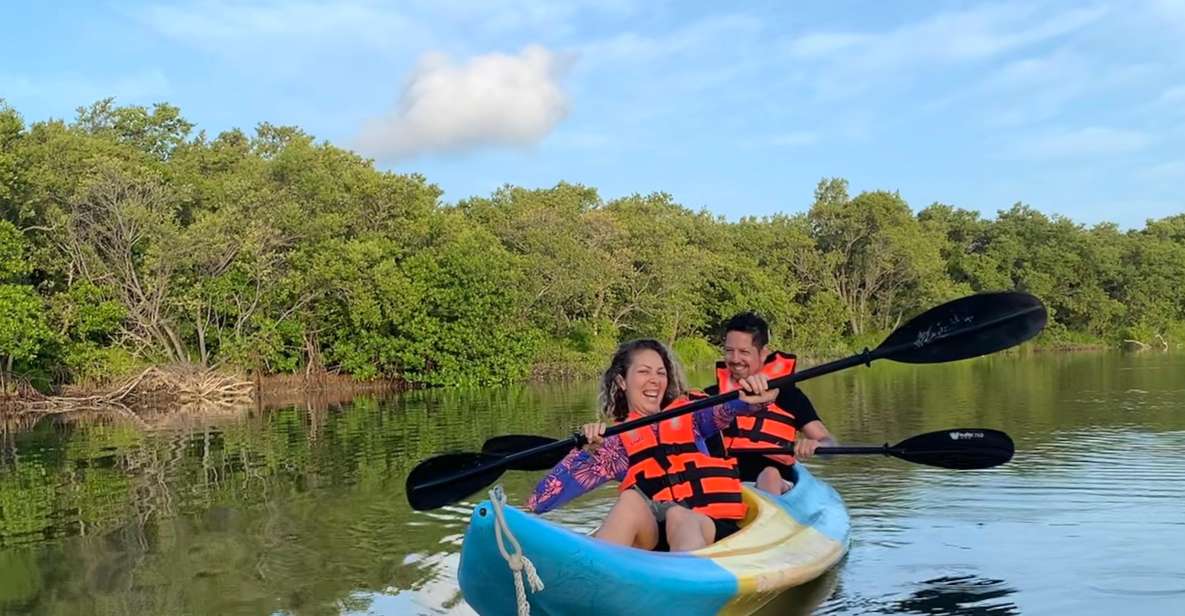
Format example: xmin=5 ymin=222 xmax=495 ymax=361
xmin=702 ymin=383 xmax=821 ymax=429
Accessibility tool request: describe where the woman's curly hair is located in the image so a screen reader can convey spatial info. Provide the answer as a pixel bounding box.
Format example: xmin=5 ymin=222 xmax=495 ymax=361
xmin=598 ymin=339 xmax=687 ymax=422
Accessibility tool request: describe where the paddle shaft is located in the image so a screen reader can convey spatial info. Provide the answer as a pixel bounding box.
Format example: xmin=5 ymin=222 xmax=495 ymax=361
xmin=742 ymin=428 xmax=1016 ymax=469
xmin=412 ymin=301 xmax=1039 ymax=492
xmin=741 ymin=445 xmax=900 ymax=456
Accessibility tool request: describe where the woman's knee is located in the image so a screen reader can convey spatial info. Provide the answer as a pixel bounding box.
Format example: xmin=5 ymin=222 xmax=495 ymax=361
xmin=664 ymin=506 xmax=699 ymax=537
xmin=665 ymin=507 xmax=714 ymax=550
xmin=757 ymin=466 xmax=779 ymax=483
xmin=664 ymin=505 xmax=690 ymax=524
xmin=757 ymin=466 xmax=789 ymax=494
xmin=599 ymin=490 xmax=658 ymax=548
xmin=620 ymin=488 xmax=648 ymax=506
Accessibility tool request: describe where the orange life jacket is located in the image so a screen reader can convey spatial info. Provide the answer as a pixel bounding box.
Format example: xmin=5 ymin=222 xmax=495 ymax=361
xmin=618 ymin=394 xmax=747 ymax=520
xmin=719 ymin=352 xmax=798 ymax=465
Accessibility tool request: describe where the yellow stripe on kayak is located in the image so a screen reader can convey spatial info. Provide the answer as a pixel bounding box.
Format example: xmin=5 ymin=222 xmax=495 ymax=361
xmin=692 ymin=488 xmax=847 ymax=616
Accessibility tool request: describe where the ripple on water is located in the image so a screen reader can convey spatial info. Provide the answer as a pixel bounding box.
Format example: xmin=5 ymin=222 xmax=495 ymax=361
xmin=1088 ymin=571 xmax=1185 ymax=598
xmin=407 ymin=507 xmax=470 ymax=530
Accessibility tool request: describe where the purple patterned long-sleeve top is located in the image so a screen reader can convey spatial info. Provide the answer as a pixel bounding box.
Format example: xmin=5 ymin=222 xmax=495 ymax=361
xmin=525 ymin=398 xmax=765 ymax=513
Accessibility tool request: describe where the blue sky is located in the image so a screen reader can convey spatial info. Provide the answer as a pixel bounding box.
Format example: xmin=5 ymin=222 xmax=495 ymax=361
xmin=3 ymin=1 xmax=1183 ymax=228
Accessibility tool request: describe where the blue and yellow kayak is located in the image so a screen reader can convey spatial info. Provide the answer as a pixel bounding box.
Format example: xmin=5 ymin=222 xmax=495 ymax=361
xmin=458 ymin=464 xmax=850 ymax=616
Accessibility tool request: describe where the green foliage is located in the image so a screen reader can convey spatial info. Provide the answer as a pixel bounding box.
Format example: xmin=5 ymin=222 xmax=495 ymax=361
xmin=673 ymin=336 xmax=718 ymax=368
xmin=803 ymin=184 xmax=954 ymax=335
xmin=59 ymin=344 xmax=142 ymax=385
xmin=0 ymin=285 xmax=52 ymax=372
xmin=49 ymin=282 xmax=125 ymax=343
xmin=315 ymin=214 xmax=540 ymax=385
xmin=0 ymin=219 xmax=30 ymax=282
xmin=74 ymin=98 xmax=194 ymax=160
xmin=788 ymin=290 xmax=852 ymax=355
xmin=0 ymin=101 xmax=26 ymax=222
xmin=0 ymin=97 xmax=1183 ymax=391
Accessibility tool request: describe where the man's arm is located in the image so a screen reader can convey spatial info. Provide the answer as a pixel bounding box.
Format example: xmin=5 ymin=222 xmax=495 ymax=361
xmin=800 ymin=419 xmax=836 ymax=444
xmin=780 ymin=387 xmax=837 ymax=458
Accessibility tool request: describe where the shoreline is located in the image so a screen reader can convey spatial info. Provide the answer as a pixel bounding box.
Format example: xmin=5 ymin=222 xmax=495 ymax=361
xmin=0 ymin=344 xmax=1174 ymax=423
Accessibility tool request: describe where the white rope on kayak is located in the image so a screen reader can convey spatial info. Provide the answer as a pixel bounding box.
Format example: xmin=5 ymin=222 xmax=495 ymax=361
xmin=489 ymin=485 xmax=544 ymax=616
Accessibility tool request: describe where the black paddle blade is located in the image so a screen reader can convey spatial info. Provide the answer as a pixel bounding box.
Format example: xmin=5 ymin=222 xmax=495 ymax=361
xmin=892 ymin=428 xmax=1015 ymax=470
xmin=879 ymin=292 xmax=1047 ymax=364
xmin=482 ymin=434 xmax=568 ymax=471
xmin=406 ymin=452 xmax=507 ymax=511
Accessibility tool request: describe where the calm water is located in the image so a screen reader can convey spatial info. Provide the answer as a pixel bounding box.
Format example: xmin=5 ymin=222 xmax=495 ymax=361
xmin=1 ymin=352 xmax=1183 ymax=615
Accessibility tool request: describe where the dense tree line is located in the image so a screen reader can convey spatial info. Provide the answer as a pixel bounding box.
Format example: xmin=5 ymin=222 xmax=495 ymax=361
xmin=1 ymin=99 xmax=1182 ymax=387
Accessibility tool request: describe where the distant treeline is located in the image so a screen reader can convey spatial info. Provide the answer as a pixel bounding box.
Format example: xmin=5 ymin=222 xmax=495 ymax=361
xmin=1 ymin=99 xmax=1182 ymax=387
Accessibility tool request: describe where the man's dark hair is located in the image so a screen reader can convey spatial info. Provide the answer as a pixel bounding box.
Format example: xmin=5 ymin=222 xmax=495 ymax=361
xmin=723 ymin=312 xmax=770 ymax=349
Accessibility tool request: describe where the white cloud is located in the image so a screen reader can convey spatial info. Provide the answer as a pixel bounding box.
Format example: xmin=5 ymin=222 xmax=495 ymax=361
xmin=356 ymin=46 xmax=571 ymax=160
xmin=1004 ymin=126 xmax=1153 ymax=160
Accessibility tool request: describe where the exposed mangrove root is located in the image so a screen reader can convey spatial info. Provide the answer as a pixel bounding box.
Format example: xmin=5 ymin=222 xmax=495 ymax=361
xmin=0 ymin=365 xmax=255 ymax=421
xmin=1123 ymin=333 xmax=1172 ymax=352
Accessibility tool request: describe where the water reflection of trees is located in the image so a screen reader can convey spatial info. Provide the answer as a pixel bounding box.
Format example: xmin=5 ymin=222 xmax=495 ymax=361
xmin=0 ymin=383 xmax=594 ymax=614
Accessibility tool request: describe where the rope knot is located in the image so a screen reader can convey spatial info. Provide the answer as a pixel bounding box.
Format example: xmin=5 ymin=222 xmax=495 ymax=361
xmin=489 ymin=485 xmax=545 ymax=616
xmin=522 ymin=558 xmax=545 ymax=593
